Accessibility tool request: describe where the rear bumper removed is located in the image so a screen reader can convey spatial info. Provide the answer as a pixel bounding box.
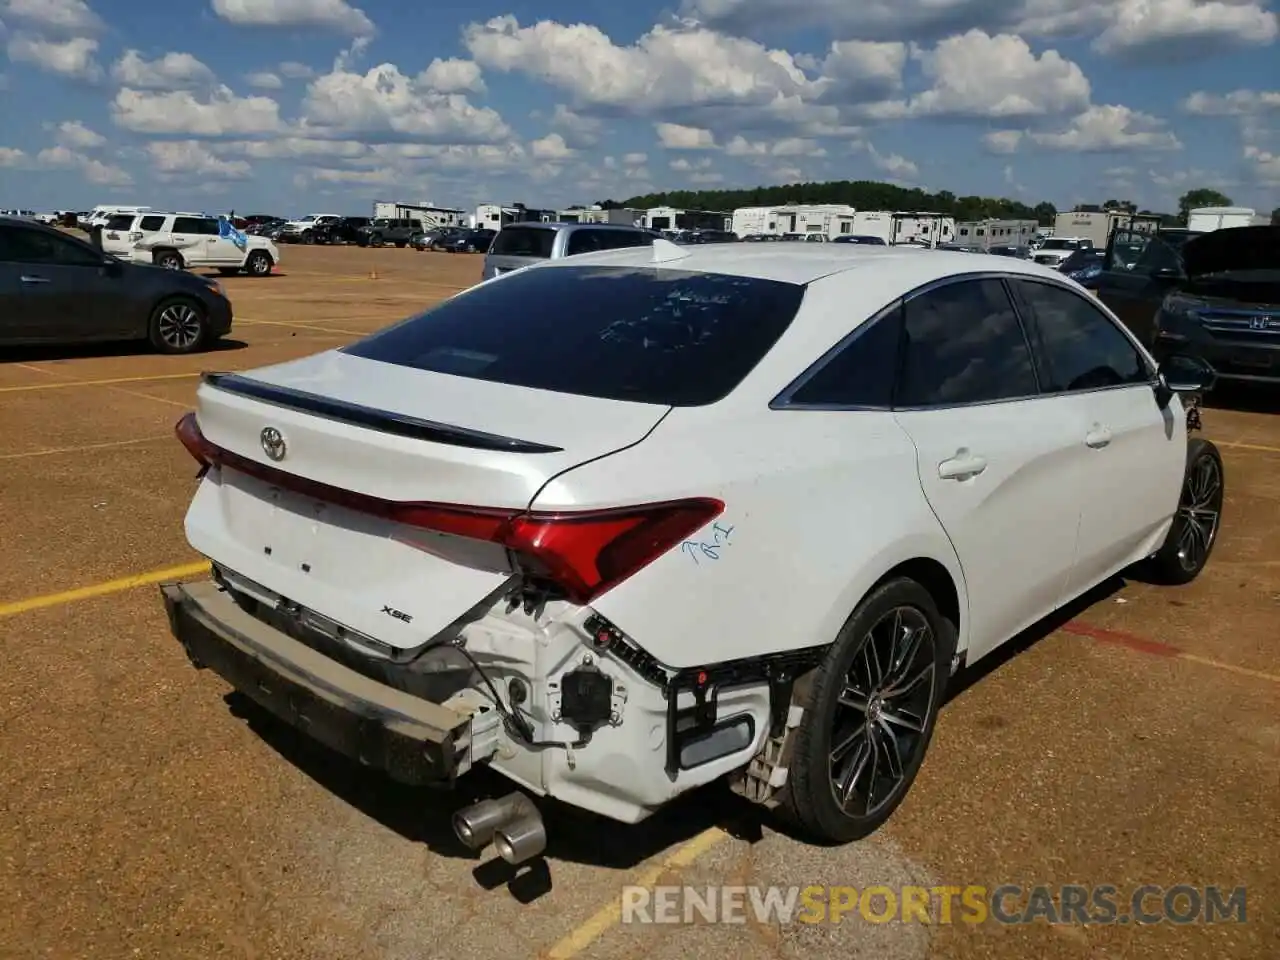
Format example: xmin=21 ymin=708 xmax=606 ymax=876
xmin=160 ymin=579 xmax=471 ymax=784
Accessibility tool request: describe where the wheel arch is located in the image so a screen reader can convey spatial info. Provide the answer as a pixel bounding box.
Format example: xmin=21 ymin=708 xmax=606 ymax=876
xmin=815 ymin=535 xmax=970 ymax=664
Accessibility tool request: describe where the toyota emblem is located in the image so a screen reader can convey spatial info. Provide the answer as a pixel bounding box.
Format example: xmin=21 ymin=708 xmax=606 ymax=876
xmin=260 ymin=427 xmax=286 ymax=461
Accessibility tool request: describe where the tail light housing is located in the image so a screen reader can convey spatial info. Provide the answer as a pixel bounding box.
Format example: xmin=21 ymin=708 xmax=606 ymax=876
xmin=174 ymin=412 xmax=722 ymax=604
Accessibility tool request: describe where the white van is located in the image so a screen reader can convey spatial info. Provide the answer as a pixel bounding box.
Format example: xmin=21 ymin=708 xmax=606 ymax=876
xmin=84 ymin=204 xmax=152 ymax=230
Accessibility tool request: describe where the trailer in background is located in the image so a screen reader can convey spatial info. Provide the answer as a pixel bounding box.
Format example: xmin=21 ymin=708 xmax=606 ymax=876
xmin=1186 ymin=206 xmax=1268 ymax=232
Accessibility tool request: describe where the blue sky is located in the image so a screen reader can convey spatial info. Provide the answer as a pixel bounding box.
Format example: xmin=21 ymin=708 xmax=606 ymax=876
xmin=0 ymin=0 xmax=1276 ymax=217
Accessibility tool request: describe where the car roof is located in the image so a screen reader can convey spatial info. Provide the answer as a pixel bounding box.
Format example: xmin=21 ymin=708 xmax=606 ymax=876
xmin=532 ymin=241 xmax=1073 ymax=287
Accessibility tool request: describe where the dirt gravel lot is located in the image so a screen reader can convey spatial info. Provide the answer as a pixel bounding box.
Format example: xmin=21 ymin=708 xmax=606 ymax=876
xmin=1 ymin=244 xmax=1276 ymax=960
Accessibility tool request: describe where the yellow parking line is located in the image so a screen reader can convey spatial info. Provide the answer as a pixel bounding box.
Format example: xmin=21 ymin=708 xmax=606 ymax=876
xmin=237 ymin=317 xmax=372 ymax=337
xmin=0 ymin=434 xmax=170 ymax=461
xmin=0 ymin=561 xmax=210 ymax=619
xmin=1177 ymin=652 xmax=1279 ymax=684
xmin=1217 ymin=440 xmax=1280 ymax=455
xmin=0 ymin=371 xmax=201 ymax=393
xmin=541 ymin=827 xmax=729 ymax=958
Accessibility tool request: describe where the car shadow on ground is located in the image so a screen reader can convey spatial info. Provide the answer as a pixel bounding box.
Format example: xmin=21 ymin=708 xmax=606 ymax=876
xmin=225 ymin=690 xmax=761 ymax=903
xmin=222 ymin=576 xmax=1128 ymax=901
xmin=0 ymin=338 xmax=248 ymax=363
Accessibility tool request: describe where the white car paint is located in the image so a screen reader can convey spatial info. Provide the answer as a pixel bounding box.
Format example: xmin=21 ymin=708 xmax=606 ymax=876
xmin=171 ymin=242 xmax=1199 ymax=828
xmin=127 ymin=214 xmax=279 ymax=271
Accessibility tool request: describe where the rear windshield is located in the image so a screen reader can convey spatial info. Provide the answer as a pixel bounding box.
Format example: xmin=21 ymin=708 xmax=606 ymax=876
xmin=341 ymin=265 xmax=807 ymax=406
xmin=490 ymin=226 xmax=556 ymax=258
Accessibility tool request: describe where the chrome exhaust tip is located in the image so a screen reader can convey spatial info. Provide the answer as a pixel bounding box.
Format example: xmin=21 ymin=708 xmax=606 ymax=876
xmin=452 ymin=791 xmax=539 ymax=852
xmin=493 ymin=810 xmax=547 ymax=865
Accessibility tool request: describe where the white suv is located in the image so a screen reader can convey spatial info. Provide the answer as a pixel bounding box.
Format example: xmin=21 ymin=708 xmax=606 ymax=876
xmin=127 ymin=213 xmax=280 ymax=276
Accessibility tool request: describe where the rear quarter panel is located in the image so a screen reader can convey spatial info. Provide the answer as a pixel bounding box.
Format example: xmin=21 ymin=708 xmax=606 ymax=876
xmin=531 ymin=406 xmax=967 ymax=670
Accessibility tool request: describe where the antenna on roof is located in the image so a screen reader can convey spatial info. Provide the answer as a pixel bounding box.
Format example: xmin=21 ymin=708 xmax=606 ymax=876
xmin=651 ymin=237 xmax=690 ymax=263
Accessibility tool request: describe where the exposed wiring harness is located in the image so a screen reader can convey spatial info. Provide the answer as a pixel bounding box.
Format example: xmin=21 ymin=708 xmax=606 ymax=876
xmin=449 ymin=642 xmax=591 ymax=752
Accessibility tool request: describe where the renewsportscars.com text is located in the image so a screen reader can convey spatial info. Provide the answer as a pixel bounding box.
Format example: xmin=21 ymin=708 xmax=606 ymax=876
xmin=621 ymin=883 xmax=1247 ymax=926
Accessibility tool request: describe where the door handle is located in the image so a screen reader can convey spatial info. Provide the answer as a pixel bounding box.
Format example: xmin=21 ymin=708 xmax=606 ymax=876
xmin=938 ymin=451 xmax=987 ymax=480
xmin=1085 ymin=426 xmax=1113 ymax=449
xmin=20 ymin=275 xmax=50 ymax=284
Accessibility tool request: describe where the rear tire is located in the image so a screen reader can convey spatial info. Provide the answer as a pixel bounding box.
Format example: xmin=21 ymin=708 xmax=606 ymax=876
xmin=302 ymin=231 xmax=314 ymax=245
xmin=245 ymin=250 xmax=273 ymax=277
xmin=148 ymin=298 xmax=209 ymax=354
xmin=1144 ymin=438 xmax=1224 ymax=585
xmin=154 ymin=250 xmax=184 ymax=271
xmin=394 ymin=240 xmax=406 ymax=248
xmin=779 ymin=577 xmax=954 ymax=844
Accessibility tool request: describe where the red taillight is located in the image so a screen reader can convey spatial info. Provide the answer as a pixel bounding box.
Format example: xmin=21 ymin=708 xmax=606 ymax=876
xmin=173 ymin=412 xmax=723 ymax=604
xmin=498 ymin=500 xmax=723 ymax=604
xmin=176 ymin=411 xmax=216 ymax=466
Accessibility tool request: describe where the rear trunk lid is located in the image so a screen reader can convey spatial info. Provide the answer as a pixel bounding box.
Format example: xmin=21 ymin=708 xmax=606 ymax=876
xmin=184 ymin=350 xmax=670 ymax=648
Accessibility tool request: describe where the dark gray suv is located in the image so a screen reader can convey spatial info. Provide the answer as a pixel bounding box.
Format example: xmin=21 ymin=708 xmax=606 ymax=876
xmin=481 ymin=222 xmax=658 ymax=280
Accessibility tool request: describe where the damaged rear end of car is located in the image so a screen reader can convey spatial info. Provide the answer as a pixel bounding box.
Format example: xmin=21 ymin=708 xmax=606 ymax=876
xmin=160 ymin=258 xmax=809 ymax=859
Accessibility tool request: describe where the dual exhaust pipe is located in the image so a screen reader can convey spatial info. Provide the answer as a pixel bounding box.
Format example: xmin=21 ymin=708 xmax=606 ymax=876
xmin=452 ymin=791 xmax=547 ymax=865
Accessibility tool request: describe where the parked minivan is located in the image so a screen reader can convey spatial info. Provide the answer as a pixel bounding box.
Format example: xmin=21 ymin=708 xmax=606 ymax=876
xmin=481 ymin=222 xmax=658 ymax=280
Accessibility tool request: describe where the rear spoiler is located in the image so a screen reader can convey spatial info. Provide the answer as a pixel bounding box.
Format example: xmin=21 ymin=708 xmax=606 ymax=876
xmin=199 ymin=372 xmax=564 ymax=453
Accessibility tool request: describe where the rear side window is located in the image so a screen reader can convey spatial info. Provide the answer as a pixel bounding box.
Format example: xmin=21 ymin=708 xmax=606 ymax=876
xmin=490 ymin=226 xmax=555 ymax=258
xmin=138 ymin=215 xmax=165 ymax=231
xmin=566 ymin=229 xmax=654 ymax=255
xmin=341 ymin=265 xmax=807 ymax=406
xmin=897 ymin=279 xmax=1038 ymax=407
xmin=785 ymin=305 xmax=903 ymax=408
xmin=173 ymin=216 xmax=217 ymax=234
xmin=105 ymin=214 xmax=134 ymax=230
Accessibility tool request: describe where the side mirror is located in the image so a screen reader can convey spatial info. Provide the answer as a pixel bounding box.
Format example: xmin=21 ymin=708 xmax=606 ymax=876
xmin=1154 ymin=353 xmax=1216 ymax=407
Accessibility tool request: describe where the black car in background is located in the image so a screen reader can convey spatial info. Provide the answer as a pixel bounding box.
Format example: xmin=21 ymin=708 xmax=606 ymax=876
xmin=832 ymin=234 xmax=888 ymax=245
xmin=313 ymin=216 xmax=370 ymax=244
xmin=438 ymin=228 xmax=497 ymax=253
xmin=1096 ymin=225 xmax=1280 ymax=383
xmin=0 ymin=216 xmax=232 ymax=354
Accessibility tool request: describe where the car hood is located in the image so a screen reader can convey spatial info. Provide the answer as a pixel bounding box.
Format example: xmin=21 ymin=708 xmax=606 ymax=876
xmin=1181 ymin=225 xmax=1280 ymax=278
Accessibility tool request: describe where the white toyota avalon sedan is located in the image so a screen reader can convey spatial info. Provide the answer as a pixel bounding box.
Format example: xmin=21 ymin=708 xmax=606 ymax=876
xmin=161 ymin=240 xmax=1223 ymax=862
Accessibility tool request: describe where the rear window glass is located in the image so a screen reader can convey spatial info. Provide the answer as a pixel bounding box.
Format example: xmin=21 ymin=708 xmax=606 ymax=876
xmin=105 ymin=214 xmax=134 ymax=230
xmin=341 ymin=265 xmax=807 ymax=406
xmin=138 ymin=215 xmax=166 ymax=231
xmin=490 ymin=226 xmax=556 ymax=258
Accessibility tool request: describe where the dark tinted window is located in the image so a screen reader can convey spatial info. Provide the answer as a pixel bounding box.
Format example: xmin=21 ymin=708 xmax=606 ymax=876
xmin=342 ymin=265 xmax=806 ymax=406
xmin=897 ymin=279 xmax=1038 ymax=407
xmin=105 ymin=214 xmax=134 ymax=230
xmin=139 ymin=215 xmax=165 ymax=231
xmin=490 ymin=226 xmax=556 ymax=258
xmin=787 ymin=305 xmax=903 ymax=407
xmin=173 ymin=216 xmax=217 ymax=235
xmin=568 ymin=229 xmax=652 ymax=255
xmin=1009 ymin=279 xmax=1151 ymax=391
xmin=0 ymin=226 xmax=101 ymax=265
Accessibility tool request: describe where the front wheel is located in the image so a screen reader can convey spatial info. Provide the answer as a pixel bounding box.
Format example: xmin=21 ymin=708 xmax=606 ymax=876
xmin=1144 ymin=438 xmax=1224 ymax=585
xmin=148 ymin=298 xmax=209 ymax=354
xmin=302 ymin=231 xmax=314 ymax=245
xmin=780 ymin=577 xmax=954 ymax=843
xmin=245 ymin=250 xmax=273 ymax=277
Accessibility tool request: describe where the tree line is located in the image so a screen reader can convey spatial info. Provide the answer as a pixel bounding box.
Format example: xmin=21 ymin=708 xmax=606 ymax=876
xmin=603 ymin=180 xmax=1279 ymax=227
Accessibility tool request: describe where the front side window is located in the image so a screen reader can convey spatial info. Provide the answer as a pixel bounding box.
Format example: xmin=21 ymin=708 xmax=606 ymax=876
xmin=0 ymin=226 xmax=102 ymax=265
xmin=897 ymin=279 xmax=1039 ymax=407
xmin=1008 ymin=279 xmax=1151 ymax=392
xmin=341 ymin=265 xmax=806 ymax=406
